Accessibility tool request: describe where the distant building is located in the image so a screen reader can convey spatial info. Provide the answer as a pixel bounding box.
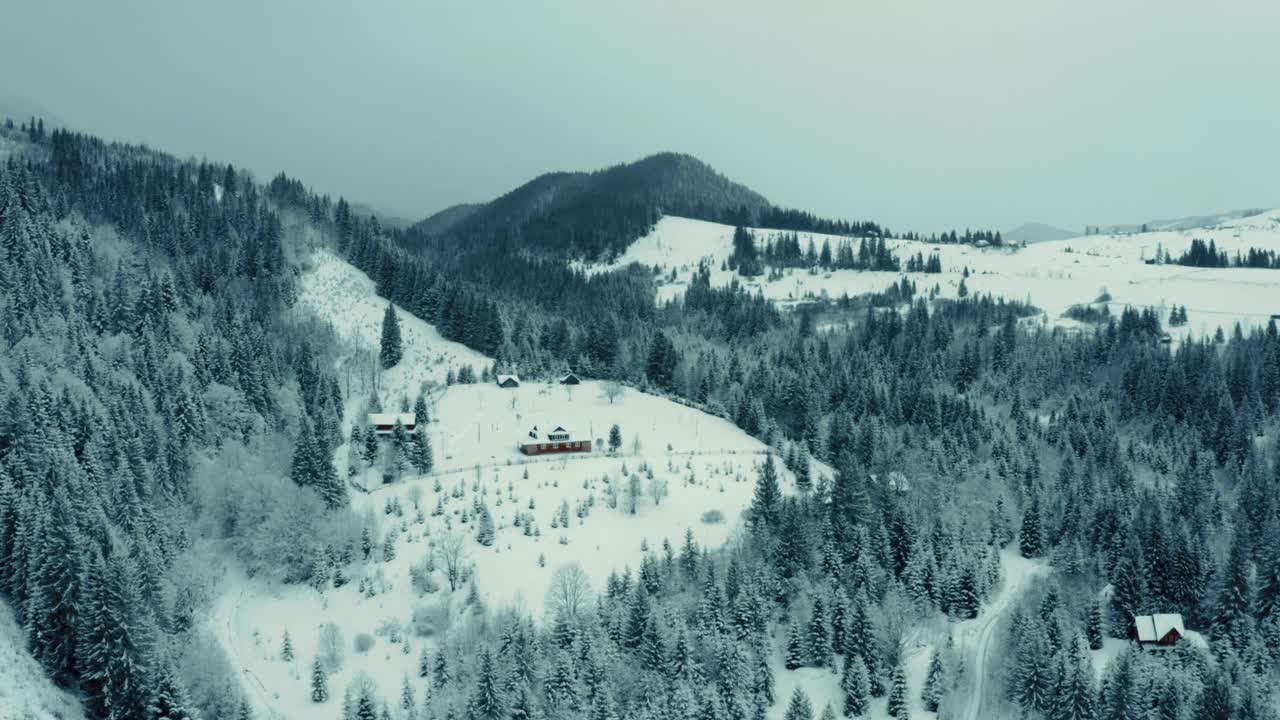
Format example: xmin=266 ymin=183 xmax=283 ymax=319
xmin=559 ymin=372 xmax=581 ymax=385
xmin=367 ymin=412 xmax=416 ymax=436
xmin=518 ymin=424 xmax=590 ymax=456
xmin=886 ymin=471 xmax=910 ymax=493
xmin=496 ymin=374 xmax=521 ymax=389
xmin=1133 ymin=613 xmax=1184 ymax=648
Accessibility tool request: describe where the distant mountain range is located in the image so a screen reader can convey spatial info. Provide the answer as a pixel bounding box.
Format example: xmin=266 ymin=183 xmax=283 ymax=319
xmin=1100 ymin=209 xmax=1266 ymax=234
xmin=1003 ymin=222 xmax=1078 ymax=245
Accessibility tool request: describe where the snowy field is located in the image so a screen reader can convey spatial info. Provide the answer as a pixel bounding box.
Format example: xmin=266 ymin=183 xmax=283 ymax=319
xmin=585 ymin=212 xmax=1280 ymax=340
xmin=216 ymin=250 xmax=819 ymax=720
xmin=0 ymin=601 xmax=84 ymax=720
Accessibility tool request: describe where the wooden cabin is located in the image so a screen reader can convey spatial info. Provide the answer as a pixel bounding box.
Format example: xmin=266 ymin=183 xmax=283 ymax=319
xmin=1133 ymin=613 xmax=1184 ymax=649
xmin=367 ymin=412 xmax=417 ymax=436
xmin=559 ymin=372 xmax=581 ymax=385
xmin=518 ymin=424 xmax=590 ymax=456
xmin=496 ymin=374 xmax=521 ymax=389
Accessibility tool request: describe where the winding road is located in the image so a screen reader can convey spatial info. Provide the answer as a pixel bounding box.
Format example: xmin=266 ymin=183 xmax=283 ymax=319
xmin=959 ymin=551 xmax=1045 ymax=720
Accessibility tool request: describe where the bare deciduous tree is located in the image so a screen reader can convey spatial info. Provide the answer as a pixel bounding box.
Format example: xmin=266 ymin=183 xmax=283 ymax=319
xmin=626 ymin=474 xmax=642 ymax=515
xmin=437 ymin=531 xmax=468 ymax=592
xmin=647 ymin=475 xmax=668 ymax=506
xmin=600 ymin=381 xmax=624 ymax=405
xmin=317 ymin=622 xmax=345 ymax=672
xmin=546 ymin=562 xmax=592 ymax=620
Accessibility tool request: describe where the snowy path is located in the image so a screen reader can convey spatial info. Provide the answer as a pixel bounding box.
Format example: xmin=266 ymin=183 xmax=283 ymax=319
xmin=958 ymin=550 xmax=1046 ymax=720
xmin=212 ymin=580 xmax=287 ymax=720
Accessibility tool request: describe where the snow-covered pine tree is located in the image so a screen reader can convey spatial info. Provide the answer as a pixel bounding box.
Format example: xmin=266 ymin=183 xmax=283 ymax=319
xmin=281 ymin=629 xmax=294 ymax=661
xmin=750 ymin=454 xmax=781 ymax=531
xmin=311 ymin=656 xmax=328 ymax=702
xmin=468 ymin=648 xmax=508 ymax=720
xmin=783 ymin=687 xmax=813 ymax=720
xmin=785 ymin=622 xmax=806 ymax=670
xmin=380 ymin=303 xmax=403 ymax=369
xmin=921 ymin=649 xmax=945 ymax=712
xmin=476 ymin=503 xmax=495 ymax=546
xmin=841 ymin=654 xmax=870 ymax=717
xmin=886 ymin=661 xmax=908 ymax=717
xmin=148 ymin=667 xmax=200 ymax=720
xmin=807 ymin=594 xmax=831 ymax=667
xmin=1019 ymin=494 xmax=1042 ymax=558
xmin=1086 ymin=601 xmax=1104 ymax=650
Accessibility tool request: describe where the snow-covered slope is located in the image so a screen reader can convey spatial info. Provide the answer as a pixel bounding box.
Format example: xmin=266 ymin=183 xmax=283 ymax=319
xmin=220 ymin=249 xmax=810 ymax=720
xmin=587 ymin=212 xmax=1280 ymax=340
xmin=586 ymin=211 xmax=1280 ymax=338
xmin=295 ymin=250 xmax=492 ymax=405
xmin=0 ymin=601 xmax=84 ymax=720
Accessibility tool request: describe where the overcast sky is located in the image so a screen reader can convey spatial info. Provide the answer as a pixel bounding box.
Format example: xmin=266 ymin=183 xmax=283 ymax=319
xmin=3 ymin=1 xmax=1278 ymax=232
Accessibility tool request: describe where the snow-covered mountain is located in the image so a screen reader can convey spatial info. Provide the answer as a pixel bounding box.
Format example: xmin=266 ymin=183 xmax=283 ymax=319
xmin=1003 ymin=222 xmax=1077 ymax=245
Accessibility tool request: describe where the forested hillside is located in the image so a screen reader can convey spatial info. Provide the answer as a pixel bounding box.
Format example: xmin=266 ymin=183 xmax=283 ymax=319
xmin=0 ymin=120 xmax=350 ymax=719
xmin=4 ymin=115 xmax=1280 ymax=720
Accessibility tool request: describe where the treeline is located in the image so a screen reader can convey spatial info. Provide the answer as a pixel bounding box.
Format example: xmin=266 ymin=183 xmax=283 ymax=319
xmin=729 ymin=226 xmax=903 ymax=277
xmin=1171 ymin=238 xmax=1280 ymax=269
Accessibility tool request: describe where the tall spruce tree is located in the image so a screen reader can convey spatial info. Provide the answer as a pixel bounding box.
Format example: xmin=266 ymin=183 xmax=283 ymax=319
xmin=380 ymin=303 xmax=403 ymax=369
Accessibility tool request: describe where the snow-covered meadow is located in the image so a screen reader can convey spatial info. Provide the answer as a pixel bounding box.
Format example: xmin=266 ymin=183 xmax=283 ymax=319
xmin=586 ymin=211 xmax=1280 ymax=340
xmin=218 ymin=250 xmax=824 ymax=720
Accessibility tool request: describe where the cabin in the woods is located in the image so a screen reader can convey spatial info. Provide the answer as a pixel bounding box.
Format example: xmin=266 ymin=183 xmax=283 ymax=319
xmin=367 ymin=413 xmax=417 ymax=436
xmin=886 ymin=471 xmax=910 ymax=493
xmin=496 ymin=374 xmax=521 ymax=389
xmin=1133 ymin=613 xmax=1184 ymax=648
xmin=518 ymin=424 xmax=591 ymax=455
xmin=559 ymin=372 xmax=581 ymax=385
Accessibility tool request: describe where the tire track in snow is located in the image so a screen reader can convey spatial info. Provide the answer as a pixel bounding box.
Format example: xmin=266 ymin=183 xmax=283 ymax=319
xmin=960 ymin=553 xmax=1043 ymax=720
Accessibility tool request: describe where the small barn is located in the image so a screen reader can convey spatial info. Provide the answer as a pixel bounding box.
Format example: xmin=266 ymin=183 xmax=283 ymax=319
xmin=518 ymin=424 xmax=591 ymax=456
xmin=1133 ymin=613 xmax=1184 ymax=648
xmin=496 ymin=374 xmax=521 ymax=389
xmin=367 ymin=412 xmax=417 ymax=436
xmin=559 ymin=372 xmax=581 ymax=385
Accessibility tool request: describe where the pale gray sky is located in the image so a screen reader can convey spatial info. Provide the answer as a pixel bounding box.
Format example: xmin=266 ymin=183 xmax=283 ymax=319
xmin=3 ymin=1 xmax=1278 ymax=232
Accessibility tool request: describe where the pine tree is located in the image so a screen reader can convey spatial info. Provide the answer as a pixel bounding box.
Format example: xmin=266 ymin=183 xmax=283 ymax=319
xmin=886 ymin=661 xmax=908 ymax=718
xmin=1085 ymin=602 xmax=1104 ymax=650
xmin=608 ymin=424 xmax=622 ymax=453
xmin=783 ymin=687 xmax=813 ymax=720
xmin=921 ymin=650 xmax=945 ymax=712
xmin=380 ymin=303 xmax=403 ymax=369
xmin=807 ymin=595 xmax=831 ymax=667
xmin=281 ymin=629 xmax=294 ymax=661
xmin=476 ymin=504 xmax=495 ymax=546
xmin=785 ymin=622 xmax=806 ymax=670
xmin=467 ymin=649 xmax=508 ymax=720
xmin=1049 ymin=639 xmax=1095 ymax=720
xmin=841 ymin=654 xmax=870 ymax=717
xmin=383 ymin=531 xmax=396 ymax=561
xmin=1020 ymin=495 xmax=1043 ymax=558
xmin=149 ymin=668 xmax=200 ymax=719
xmin=751 ymin=454 xmax=781 ymax=530
xmin=290 ymin=421 xmax=318 ymax=490
xmin=1212 ymin=534 xmax=1251 ymax=645
xmin=311 ymin=656 xmax=328 ymax=702
xmin=400 ymin=675 xmax=416 ymax=717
